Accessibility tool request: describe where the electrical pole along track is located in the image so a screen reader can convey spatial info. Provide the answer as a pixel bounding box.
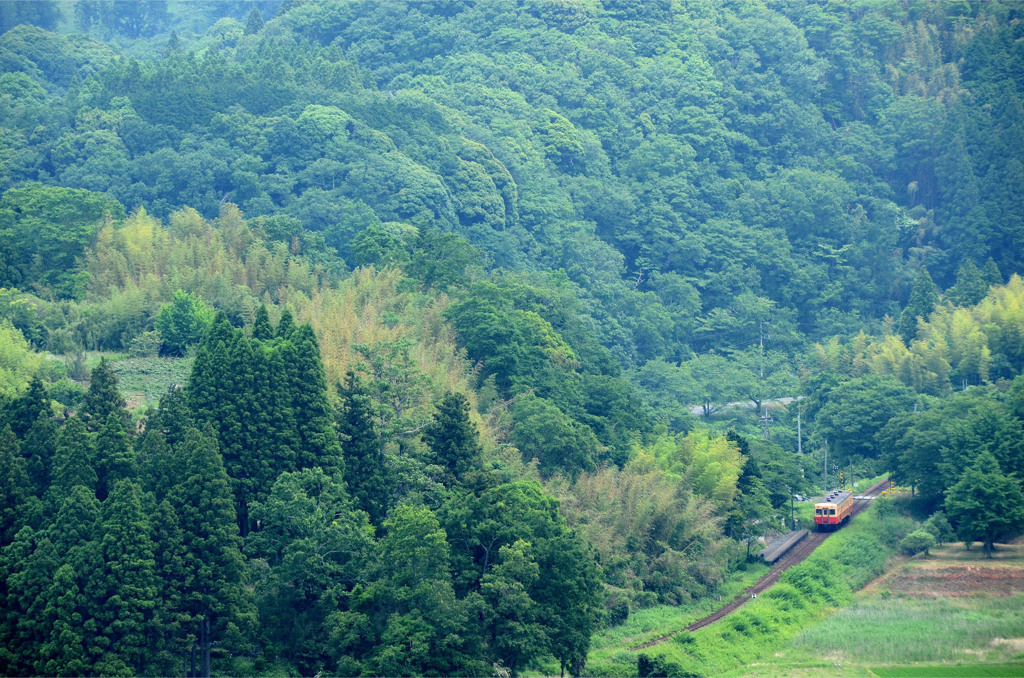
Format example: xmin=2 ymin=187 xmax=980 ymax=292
xmin=630 ymin=477 xmax=892 ymax=650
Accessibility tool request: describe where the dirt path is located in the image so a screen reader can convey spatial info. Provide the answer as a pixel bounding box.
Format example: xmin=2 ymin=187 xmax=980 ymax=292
xmin=629 ymin=477 xmax=892 ymax=650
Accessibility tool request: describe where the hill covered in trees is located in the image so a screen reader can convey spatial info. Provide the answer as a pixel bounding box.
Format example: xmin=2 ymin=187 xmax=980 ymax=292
xmin=2 ymin=0 xmax=1024 ymax=675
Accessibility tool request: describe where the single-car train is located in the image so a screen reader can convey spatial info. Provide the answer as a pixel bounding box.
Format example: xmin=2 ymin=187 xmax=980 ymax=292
xmin=813 ymin=489 xmax=853 ymax=531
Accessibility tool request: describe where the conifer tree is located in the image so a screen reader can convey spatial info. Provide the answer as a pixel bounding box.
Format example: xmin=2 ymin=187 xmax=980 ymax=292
xmin=9 ymin=376 xmax=47 ymax=438
xmin=244 ymin=7 xmax=265 ymax=35
xmin=223 ymin=330 xmax=261 ymax=535
xmin=251 ymin=304 xmax=273 ymax=341
xmin=946 ymin=259 xmax=988 ymax=307
xmin=337 ymin=372 xmax=389 ymax=525
xmin=21 ymin=412 xmax=56 ymax=496
xmin=422 ymin=391 xmax=482 ymax=486
xmin=137 ymin=430 xmax=176 ymax=503
xmin=94 ymin=480 xmax=158 ymax=674
xmin=4 ymin=531 xmax=60 ymax=676
xmin=94 ymin=412 xmax=135 ymax=502
xmin=148 ymin=385 xmax=194 ymax=450
xmin=48 ymin=485 xmax=100 ymax=556
xmin=0 ymin=427 xmax=32 ymax=547
xmin=0 ymin=527 xmax=36 ymax=673
xmin=188 ymin=314 xmax=247 ymax=529
xmin=898 ymin=267 xmax=940 ymax=345
xmin=287 ymin=324 xmax=343 ymax=475
xmin=80 ymin=358 xmax=126 ymax=431
xmin=168 ymin=427 xmax=249 ymax=678
xmin=983 ymin=257 xmax=1003 ymax=287
xmin=36 ymin=564 xmax=89 ymax=677
xmin=276 ymin=307 xmax=295 ymax=338
xmin=47 ymin=417 xmax=96 ymax=505
xmin=148 ymin=499 xmax=191 ymax=676
xmin=166 ymin=29 xmax=182 ymax=54
xmin=47 ymin=489 xmax=103 ymax=671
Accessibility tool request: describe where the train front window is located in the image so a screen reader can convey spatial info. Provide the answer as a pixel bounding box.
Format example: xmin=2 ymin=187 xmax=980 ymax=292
xmin=815 ymin=508 xmax=822 ymax=515
xmin=829 ymin=508 xmax=836 ymax=515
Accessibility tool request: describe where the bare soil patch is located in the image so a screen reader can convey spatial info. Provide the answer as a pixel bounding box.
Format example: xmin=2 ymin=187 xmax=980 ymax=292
xmin=867 ymin=544 xmax=1024 ymax=597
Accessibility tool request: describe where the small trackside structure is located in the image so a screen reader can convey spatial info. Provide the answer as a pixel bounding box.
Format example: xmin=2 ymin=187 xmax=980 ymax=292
xmin=814 ymin=490 xmax=853 ymax=531
xmin=760 ymin=529 xmax=808 ymax=564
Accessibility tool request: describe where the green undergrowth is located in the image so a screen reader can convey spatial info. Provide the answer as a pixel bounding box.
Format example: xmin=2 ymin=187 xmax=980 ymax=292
xmin=871 ymin=664 xmax=1024 ymax=677
xmin=789 ymin=595 xmax=1024 ymax=665
xmin=109 ymin=354 xmax=193 ymax=408
xmin=581 ymin=562 xmax=771 ymax=676
xmin=592 ymin=501 xmax=907 ymax=677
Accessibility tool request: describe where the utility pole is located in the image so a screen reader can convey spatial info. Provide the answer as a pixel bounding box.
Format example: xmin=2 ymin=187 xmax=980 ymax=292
xmin=759 ymin=321 xmax=765 ymax=378
xmin=823 ymin=439 xmax=828 ymax=492
xmin=760 ymin=403 xmax=773 ymax=440
xmin=796 ymin=405 xmax=802 ymax=455
xmin=759 ymin=320 xmax=770 ymax=379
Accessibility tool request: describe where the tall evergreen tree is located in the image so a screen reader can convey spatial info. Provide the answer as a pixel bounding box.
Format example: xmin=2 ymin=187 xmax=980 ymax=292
xmin=982 ymin=257 xmax=1003 ymax=287
xmin=168 ymin=428 xmax=250 ymax=678
xmin=422 ymin=391 xmax=482 ymax=486
xmin=21 ymin=412 xmax=57 ymax=496
xmin=725 ymin=447 xmax=773 ymax=557
xmin=49 ymin=486 xmax=100 ymax=557
xmin=136 ymin=429 xmax=179 ymax=504
xmin=0 ymin=427 xmax=32 ymax=547
xmin=46 ymin=418 xmax=96 ymax=505
xmin=189 ymin=314 xmax=250 ymax=531
xmin=148 ymin=385 xmax=194 ymax=450
xmin=35 ymin=564 xmax=89 ymax=677
xmin=223 ymin=330 xmax=262 ymax=535
xmin=4 ymin=531 xmax=60 ymax=676
xmin=287 ymin=324 xmax=343 ymax=475
xmin=9 ymin=376 xmax=48 ymax=438
xmin=945 ymin=259 xmax=989 ymax=307
xmin=166 ymin=29 xmax=182 ymax=55
xmin=898 ymin=267 xmax=940 ymax=345
xmin=148 ymin=500 xmax=192 ymax=677
xmin=251 ymin=304 xmax=273 ymax=341
xmin=94 ymin=412 xmax=135 ymax=502
xmin=187 ymin=314 xmax=236 ymax=425
xmin=244 ymin=7 xmax=265 ymax=34
xmin=94 ymin=480 xmax=158 ymax=674
xmin=276 ymin=307 xmax=295 ymax=339
xmin=336 ymin=372 xmax=389 ymax=526
xmin=80 ymin=358 xmax=126 ymax=431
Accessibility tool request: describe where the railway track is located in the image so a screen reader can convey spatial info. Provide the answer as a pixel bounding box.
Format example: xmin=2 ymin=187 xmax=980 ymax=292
xmin=630 ymin=477 xmax=892 ymax=650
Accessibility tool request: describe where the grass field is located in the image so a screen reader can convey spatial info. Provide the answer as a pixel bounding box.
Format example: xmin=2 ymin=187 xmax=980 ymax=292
xmin=871 ymin=664 xmax=1024 ymax=677
xmin=718 ymin=543 xmax=1024 ymax=677
xmin=109 ymin=354 xmax=193 ymax=409
xmin=789 ymin=595 xmax=1024 ymax=664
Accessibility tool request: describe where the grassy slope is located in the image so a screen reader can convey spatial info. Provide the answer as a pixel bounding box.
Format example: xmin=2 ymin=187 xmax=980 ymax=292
xmin=584 ymin=497 xmax=903 ymax=676
xmin=580 ymin=562 xmax=771 ymax=677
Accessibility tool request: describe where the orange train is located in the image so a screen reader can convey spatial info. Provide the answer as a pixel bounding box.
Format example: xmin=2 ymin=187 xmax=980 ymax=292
xmin=814 ymin=490 xmax=853 ymax=531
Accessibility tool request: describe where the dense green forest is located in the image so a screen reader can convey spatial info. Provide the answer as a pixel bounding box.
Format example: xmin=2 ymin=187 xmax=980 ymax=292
xmin=2 ymin=0 xmax=1024 ymax=675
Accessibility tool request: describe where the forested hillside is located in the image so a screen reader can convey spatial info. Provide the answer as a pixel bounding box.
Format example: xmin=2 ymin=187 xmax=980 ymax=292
xmin=1 ymin=0 xmax=1024 ymax=676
